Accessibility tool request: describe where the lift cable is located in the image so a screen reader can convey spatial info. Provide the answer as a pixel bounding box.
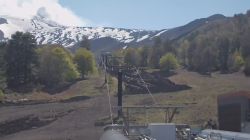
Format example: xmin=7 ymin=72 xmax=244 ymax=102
xmin=133 ymin=66 xmax=166 ymax=122
xmin=102 ymin=58 xmax=114 ymax=125
xmin=134 ymin=67 xmax=158 ymax=105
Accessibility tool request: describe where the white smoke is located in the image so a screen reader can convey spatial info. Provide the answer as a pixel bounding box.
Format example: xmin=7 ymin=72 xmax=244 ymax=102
xmin=0 ymin=0 xmax=90 ymax=26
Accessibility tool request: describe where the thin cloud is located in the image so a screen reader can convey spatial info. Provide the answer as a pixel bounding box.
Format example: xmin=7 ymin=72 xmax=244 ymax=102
xmin=0 ymin=0 xmax=90 ymax=26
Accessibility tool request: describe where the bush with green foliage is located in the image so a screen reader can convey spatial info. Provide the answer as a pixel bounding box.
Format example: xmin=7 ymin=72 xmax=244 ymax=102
xmin=159 ymin=53 xmax=179 ymax=72
xmin=228 ymin=52 xmax=244 ymax=72
xmin=37 ymin=46 xmax=79 ymax=87
xmin=74 ymin=48 xmax=97 ymax=78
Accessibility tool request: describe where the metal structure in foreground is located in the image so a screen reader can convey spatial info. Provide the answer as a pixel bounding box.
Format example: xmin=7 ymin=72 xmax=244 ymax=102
xmin=197 ymin=129 xmax=250 ymax=140
xmin=113 ymin=105 xmax=185 ymax=136
xmin=115 ymin=105 xmax=188 ymax=140
xmin=99 ymin=52 xmax=191 ymax=140
xmin=100 ymin=51 xmax=125 ymax=118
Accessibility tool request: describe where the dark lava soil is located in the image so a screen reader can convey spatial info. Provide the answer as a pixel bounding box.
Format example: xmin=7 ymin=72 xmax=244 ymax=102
xmin=0 ymin=94 xmax=115 ymax=140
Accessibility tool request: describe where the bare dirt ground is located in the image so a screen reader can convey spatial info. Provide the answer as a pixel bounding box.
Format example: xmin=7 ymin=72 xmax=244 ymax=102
xmin=1 ymin=69 xmax=250 ymax=139
xmin=0 ymin=76 xmax=116 ymax=140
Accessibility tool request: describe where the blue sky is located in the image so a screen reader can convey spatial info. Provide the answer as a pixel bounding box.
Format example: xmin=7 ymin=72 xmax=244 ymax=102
xmin=59 ymin=0 xmax=250 ymax=30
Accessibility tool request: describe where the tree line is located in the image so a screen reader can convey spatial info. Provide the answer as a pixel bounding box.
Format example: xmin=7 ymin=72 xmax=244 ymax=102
xmin=115 ymin=10 xmax=250 ymax=76
xmin=113 ymin=37 xmax=179 ymax=72
xmin=0 ymin=32 xmax=96 ymax=92
xmin=178 ymin=10 xmax=250 ymax=75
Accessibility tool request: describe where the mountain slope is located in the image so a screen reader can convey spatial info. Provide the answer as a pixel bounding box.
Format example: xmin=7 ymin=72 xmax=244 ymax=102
xmin=157 ymin=14 xmax=226 ymax=41
xmin=0 ymin=14 xmax=226 ymax=53
xmin=0 ymin=15 xmax=159 ymax=47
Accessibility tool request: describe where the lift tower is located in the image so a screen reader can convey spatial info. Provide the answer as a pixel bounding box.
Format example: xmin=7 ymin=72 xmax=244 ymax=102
xmin=100 ymin=52 xmax=125 ymax=118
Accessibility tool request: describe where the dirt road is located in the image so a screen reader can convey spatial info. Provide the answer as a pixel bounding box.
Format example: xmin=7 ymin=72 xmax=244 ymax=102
xmin=0 ymin=93 xmax=115 ymax=140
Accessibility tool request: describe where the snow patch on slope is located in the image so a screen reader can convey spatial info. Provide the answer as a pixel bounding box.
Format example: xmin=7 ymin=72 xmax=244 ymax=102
xmin=154 ymin=29 xmax=168 ymax=37
xmin=0 ymin=17 xmax=28 ymax=38
xmin=137 ymin=35 xmax=149 ymax=42
xmin=0 ymin=15 xmax=165 ymax=47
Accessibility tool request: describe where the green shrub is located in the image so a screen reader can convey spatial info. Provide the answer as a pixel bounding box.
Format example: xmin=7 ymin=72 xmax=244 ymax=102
xmin=159 ymin=53 xmax=179 ymax=72
xmin=74 ymin=48 xmax=97 ymax=78
xmin=229 ymin=52 xmax=244 ymax=72
xmin=37 ymin=46 xmax=80 ymax=87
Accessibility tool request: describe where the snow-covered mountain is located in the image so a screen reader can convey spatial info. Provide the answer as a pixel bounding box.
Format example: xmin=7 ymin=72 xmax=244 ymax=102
xmin=0 ymin=13 xmax=226 ymax=53
xmin=0 ymin=14 xmax=166 ymax=49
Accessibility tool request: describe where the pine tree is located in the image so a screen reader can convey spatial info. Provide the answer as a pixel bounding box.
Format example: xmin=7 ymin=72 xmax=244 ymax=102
xmin=0 ymin=42 xmax=6 ymax=89
xmin=124 ymin=48 xmax=141 ymax=66
xmin=149 ymin=37 xmax=163 ymax=68
xmin=78 ymin=36 xmax=91 ymax=50
xmin=218 ymin=37 xmax=229 ymax=73
xmin=5 ymin=32 xmax=37 ymax=89
xmin=138 ymin=46 xmax=150 ymax=67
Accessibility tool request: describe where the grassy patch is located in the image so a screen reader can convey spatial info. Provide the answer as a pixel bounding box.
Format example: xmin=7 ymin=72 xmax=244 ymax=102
xmin=3 ymin=74 xmax=107 ymax=102
xmin=123 ymin=69 xmax=250 ymax=127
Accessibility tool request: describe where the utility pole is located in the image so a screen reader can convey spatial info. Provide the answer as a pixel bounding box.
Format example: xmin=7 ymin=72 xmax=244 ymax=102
xmin=101 ymin=52 xmax=111 ymax=84
xmin=104 ymin=54 xmax=109 ymax=83
xmin=101 ymin=52 xmax=124 ymax=118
